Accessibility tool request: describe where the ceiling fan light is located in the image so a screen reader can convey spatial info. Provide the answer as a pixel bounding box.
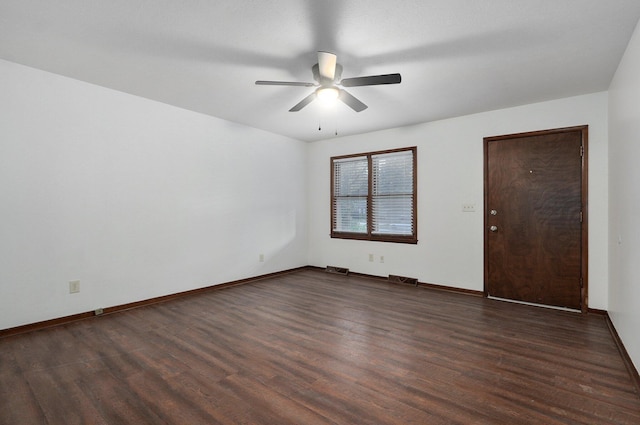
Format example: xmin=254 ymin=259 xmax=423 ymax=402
xmin=316 ymin=87 xmax=340 ymax=104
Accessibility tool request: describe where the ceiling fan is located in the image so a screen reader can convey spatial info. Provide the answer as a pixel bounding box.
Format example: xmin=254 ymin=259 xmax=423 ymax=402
xmin=255 ymin=51 xmax=401 ymax=112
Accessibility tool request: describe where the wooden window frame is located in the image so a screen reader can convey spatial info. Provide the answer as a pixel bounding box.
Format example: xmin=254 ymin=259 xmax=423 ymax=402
xmin=331 ymin=146 xmax=417 ymax=244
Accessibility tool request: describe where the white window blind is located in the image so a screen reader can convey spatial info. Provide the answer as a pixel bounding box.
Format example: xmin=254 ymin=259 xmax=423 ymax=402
xmin=372 ymin=150 xmax=414 ymax=235
xmin=332 ymin=156 xmax=368 ymax=234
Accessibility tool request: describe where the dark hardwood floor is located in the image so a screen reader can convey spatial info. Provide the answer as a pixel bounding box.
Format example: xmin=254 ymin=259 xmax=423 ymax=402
xmin=2 ymin=269 xmax=639 ymax=424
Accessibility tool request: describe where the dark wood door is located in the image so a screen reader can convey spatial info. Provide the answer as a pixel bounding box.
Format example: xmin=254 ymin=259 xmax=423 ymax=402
xmin=484 ymin=127 xmax=587 ymax=311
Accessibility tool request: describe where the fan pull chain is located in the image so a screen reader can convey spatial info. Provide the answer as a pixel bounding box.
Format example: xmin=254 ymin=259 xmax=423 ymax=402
xmin=317 ymin=116 xmax=338 ymax=135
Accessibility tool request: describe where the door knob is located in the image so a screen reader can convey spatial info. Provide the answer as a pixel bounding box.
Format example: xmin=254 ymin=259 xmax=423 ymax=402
xmin=489 ymin=225 xmax=498 ymax=232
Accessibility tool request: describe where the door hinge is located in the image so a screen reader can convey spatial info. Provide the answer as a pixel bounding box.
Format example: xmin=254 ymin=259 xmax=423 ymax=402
xmin=580 ymin=211 xmax=583 ymax=223
xmin=580 ymin=145 xmax=584 ymax=157
xmin=580 ymin=278 xmax=584 ymax=288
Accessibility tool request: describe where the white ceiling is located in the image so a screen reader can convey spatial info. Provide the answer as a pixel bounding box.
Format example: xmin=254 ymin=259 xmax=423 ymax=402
xmin=1 ymin=1 xmax=639 ymax=142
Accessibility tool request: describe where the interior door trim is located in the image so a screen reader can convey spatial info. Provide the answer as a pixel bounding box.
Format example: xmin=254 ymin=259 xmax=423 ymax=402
xmin=483 ymin=125 xmax=589 ymax=312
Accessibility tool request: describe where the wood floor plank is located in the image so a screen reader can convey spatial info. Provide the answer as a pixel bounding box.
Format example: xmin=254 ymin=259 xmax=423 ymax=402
xmin=23 ymin=363 xmax=110 ymax=425
xmin=1 ymin=269 xmax=639 ymax=424
xmin=0 ymin=344 xmax=46 ymax=424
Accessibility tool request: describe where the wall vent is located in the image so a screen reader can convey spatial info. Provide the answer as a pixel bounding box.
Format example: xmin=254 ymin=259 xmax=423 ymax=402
xmin=388 ymin=275 xmax=419 ymax=286
xmin=326 ymin=266 xmax=349 ymax=276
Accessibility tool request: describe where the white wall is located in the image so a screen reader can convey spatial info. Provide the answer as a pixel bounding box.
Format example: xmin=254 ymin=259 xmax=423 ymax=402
xmin=0 ymin=59 xmax=308 ymax=330
xmin=307 ymin=92 xmax=609 ymax=309
xmin=608 ymin=19 xmax=640 ymax=370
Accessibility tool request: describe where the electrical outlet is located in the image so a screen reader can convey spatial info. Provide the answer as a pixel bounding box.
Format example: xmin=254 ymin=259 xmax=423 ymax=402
xmin=69 ymin=280 xmax=80 ymax=294
xmin=462 ymin=203 xmax=476 ymax=212
xmin=368 ymin=254 xmax=374 ymax=262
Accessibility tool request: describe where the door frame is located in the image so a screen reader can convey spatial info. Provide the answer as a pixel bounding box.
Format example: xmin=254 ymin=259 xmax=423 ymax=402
xmin=483 ymin=125 xmax=589 ymax=312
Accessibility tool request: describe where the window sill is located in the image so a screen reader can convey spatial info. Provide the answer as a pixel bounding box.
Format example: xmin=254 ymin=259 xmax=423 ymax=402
xmin=330 ymin=232 xmax=418 ymax=244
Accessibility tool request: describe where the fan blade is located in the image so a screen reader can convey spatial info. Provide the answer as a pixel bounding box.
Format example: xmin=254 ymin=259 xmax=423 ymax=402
xmin=256 ymin=80 xmax=315 ymax=87
xmin=318 ymin=51 xmax=337 ymax=82
xmin=339 ymin=90 xmax=367 ymax=112
xmin=341 ymin=73 xmax=401 ymax=87
xmin=289 ymin=92 xmax=316 ymax=112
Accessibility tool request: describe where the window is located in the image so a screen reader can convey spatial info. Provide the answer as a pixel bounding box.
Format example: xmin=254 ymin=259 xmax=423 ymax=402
xmin=331 ymin=147 xmax=417 ymax=243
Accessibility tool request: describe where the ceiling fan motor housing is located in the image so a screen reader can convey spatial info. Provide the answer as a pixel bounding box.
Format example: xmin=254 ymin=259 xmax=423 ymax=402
xmin=312 ymin=63 xmax=343 ymax=86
